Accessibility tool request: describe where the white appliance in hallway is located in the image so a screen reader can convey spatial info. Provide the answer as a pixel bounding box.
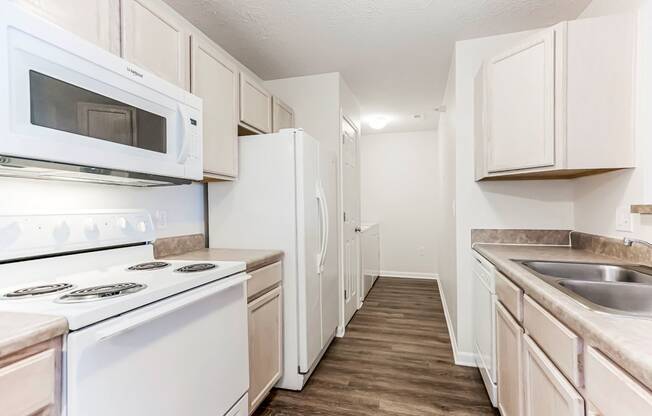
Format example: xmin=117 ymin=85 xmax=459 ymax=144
xmin=472 ymin=251 xmax=498 ymax=406
xmin=0 ymin=2 xmax=203 ymax=186
xmin=0 ymin=210 xmax=249 ymax=416
xmin=360 ymin=223 xmax=380 ymax=300
xmin=208 ymin=129 xmax=338 ymax=390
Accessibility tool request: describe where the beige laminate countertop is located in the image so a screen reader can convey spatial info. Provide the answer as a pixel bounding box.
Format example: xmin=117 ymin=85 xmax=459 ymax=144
xmin=474 ymin=244 xmax=652 ymax=390
xmin=165 ymin=248 xmax=283 ymax=273
xmin=0 ymin=312 xmax=67 ymax=358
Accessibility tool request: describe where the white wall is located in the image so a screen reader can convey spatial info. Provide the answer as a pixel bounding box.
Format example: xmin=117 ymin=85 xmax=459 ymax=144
xmin=360 ymin=130 xmax=438 ymax=277
xmin=573 ymin=0 xmax=652 ymax=240
xmin=439 ymin=31 xmax=577 ymax=360
xmin=437 ymin=61 xmax=458 ymax=334
xmin=1 ymin=178 xmax=205 ymax=238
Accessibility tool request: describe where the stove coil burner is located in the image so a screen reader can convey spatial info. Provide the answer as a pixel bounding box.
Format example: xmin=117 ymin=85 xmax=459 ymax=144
xmin=175 ymin=263 xmax=217 ymax=273
xmin=127 ymin=261 xmax=171 ymax=271
xmin=57 ymin=283 xmax=146 ymax=303
xmin=3 ymin=283 xmax=74 ymax=299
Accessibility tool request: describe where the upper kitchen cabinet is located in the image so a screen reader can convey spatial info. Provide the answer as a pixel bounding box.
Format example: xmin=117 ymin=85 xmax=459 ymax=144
xmin=239 ymin=73 xmax=273 ymax=134
xmin=191 ymin=33 xmax=239 ymax=179
xmin=272 ymin=96 xmax=295 ymax=132
xmin=14 ymin=0 xmax=121 ymax=54
xmin=476 ymin=13 xmax=636 ymax=181
xmin=121 ymin=0 xmax=190 ymax=89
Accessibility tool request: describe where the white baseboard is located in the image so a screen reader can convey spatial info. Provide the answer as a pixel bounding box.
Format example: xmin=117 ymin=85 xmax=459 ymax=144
xmin=434 ymin=277 xmax=477 ymax=368
xmin=380 ymin=270 xmax=438 ymax=280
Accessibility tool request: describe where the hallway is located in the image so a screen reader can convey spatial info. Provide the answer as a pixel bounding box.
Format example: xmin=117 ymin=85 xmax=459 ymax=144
xmin=254 ymin=277 xmax=497 ymax=415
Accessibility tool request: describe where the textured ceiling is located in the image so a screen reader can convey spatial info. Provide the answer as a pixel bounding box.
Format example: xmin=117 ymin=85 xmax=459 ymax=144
xmin=164 ymin=0 xmax=590 ymax=134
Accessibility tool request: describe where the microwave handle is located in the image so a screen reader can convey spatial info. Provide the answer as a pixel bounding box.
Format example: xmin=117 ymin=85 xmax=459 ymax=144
xmin=177 ymin=105 xmax=192 ymax=163
xmin=95 ymin=273 xmax=248 ymax=342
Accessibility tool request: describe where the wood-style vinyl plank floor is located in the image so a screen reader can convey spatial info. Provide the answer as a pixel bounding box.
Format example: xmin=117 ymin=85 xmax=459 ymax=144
xmin=253 ymin=277 xmax=498 ymax=416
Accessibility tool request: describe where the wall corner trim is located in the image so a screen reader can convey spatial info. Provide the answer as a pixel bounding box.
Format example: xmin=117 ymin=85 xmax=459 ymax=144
xmin=434 ymin=277 xmax=477 ymax=368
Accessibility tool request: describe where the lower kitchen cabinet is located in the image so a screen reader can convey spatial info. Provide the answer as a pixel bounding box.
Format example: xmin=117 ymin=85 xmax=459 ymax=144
xmin=496 ymin=301 xmax=524 ymax=416
xmin=247 ymin=262 xmax=283 ymax=414
xmin=478 ymin=250 xmax=652 ymax=416
xmin=0 ymin=338 xmax=61 ymax=416
xmin=584 ymin=346 xmax=652 ymax=416
xmin=523 ymin=334 xmax=584 ymax=416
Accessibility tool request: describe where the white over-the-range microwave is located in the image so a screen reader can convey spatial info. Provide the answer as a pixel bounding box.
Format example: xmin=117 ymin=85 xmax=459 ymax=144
xmin=0 ymin=2 xmax=203 ymax=186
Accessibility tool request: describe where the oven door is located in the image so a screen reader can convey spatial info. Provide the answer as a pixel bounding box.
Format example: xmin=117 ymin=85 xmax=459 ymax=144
xmin=64 ymin=274 xmax=248 ymax=416
xmin=0 ymin=3 xmax=203 ymax=180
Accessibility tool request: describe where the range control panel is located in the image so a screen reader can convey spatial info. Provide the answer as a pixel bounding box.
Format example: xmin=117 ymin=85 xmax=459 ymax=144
xmin=0 ymin=210 xmax=155 ymax=262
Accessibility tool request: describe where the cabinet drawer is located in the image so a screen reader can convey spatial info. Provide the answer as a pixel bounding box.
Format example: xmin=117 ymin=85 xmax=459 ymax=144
xmin=523 ymin=295 xmax=582 ymax=386
xmin=0 ymin=349 xmax=56 ymax=416
xmin=523 ymin=335 xmax=584 ymax=416
xmin=495 ymin=272 xmax=523 ymax=321
xmin=584 ymin=347 xmax=652 ymax=416
xmin=247 ymin=261 xmax=282 ymax=300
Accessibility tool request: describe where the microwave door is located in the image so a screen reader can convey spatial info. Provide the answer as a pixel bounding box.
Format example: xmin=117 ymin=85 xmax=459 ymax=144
xmin=0 ymin=4 xmax=203 ymax=182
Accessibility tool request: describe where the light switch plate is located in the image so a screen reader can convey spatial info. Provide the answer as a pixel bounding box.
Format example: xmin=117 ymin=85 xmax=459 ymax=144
xmin=616 ymin=206 xmax=633 ymax=232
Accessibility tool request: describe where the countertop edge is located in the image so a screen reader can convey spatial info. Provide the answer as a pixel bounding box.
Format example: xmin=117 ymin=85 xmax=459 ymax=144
xmin=0 ymin=314 xmax=68 ymax=359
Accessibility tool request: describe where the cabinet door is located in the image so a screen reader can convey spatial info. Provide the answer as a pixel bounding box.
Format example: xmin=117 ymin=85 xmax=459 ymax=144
xmin=121 ymin=0 xmax=190 ymax=89
xmin=272 ymin=96 xmax=295 ymax=132
xmin=523 ymin=335 xmax=584 ymax=416
xmin=15 ymin=0 xmax=120 ymax=54
xmin=239 ymin=73 xmax=272 ymax=133
xmin=0 ymin=348 xmax=57 ymax=416
xmin=248 ymin=286 xmax=283 ymax=413
xmin=496 ymin=301 xmax=524 ymax=416
xmin=486 ymin=27 xmax=556 ymax=173
xmin=191 ymin=34 xmax=238 ymax=178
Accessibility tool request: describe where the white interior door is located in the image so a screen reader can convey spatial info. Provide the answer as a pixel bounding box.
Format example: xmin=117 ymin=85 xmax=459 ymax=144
xmin=341 ymin=117 xmax=361 ymax=326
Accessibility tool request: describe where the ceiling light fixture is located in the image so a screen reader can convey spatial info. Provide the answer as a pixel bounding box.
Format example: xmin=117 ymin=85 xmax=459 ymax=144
xmin=367 ymin=116 xmax=389 ymax=130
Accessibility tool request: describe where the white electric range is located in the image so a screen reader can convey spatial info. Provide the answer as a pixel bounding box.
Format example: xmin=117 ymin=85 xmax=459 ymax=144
xmin=0 ymin=210 xmax=250 ymax=416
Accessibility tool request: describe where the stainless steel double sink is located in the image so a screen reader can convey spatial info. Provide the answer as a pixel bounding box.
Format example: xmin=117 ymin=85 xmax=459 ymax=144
xmin=517 ymin=260 xmax=652 ymax=318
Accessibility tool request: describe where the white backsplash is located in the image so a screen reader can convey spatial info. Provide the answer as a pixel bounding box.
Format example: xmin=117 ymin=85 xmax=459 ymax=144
xmin=0 ymin=177 xmax=205 ymax=239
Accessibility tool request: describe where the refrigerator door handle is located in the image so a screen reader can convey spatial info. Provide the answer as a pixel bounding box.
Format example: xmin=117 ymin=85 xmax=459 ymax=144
xmin=316 ymin=182 xmax=329 ymax=274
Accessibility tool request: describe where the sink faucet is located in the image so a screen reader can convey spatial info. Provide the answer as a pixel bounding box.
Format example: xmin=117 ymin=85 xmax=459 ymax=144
xmin=623 ymin=237 xmax=652 ymax=248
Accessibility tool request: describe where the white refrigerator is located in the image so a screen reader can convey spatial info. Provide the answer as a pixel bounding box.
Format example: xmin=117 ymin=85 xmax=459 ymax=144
xmin=207 ymin=129 xmax=338 ymax=390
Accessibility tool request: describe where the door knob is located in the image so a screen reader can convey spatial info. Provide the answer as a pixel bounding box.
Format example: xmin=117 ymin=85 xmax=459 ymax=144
xmin=355 ymin=227 xmax=362 ymax=233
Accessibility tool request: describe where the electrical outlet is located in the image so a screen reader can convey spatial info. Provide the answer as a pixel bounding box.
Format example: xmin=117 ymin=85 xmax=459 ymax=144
xmin=616 ymin=206 xmax=633 ymax=233
xmin=154 ymin=210 xmax=168 ymax=229
xmin=418 ymin=246 xmax=425 ymax=257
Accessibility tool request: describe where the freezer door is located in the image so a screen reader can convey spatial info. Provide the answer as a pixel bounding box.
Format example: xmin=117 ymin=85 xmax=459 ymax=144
xmin=295 ymin=131 xmax=324 ymax=373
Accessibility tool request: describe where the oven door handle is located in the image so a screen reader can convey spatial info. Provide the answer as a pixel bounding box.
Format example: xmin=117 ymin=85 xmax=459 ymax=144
xmin=95 ymin=273 xmax=249 ymax=342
